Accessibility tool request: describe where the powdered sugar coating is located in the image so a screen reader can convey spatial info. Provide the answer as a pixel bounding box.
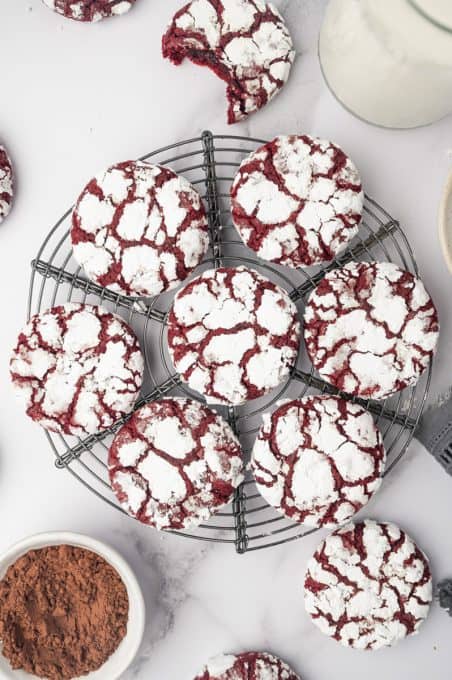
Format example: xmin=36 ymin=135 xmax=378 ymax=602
xmin=162 ymin=0 xmax=295 ymax=124
xmin=10 ymin=303 xmax=144 ymax=437
xmin=304 ymin=520 xmax=432 ymax=650
xmin=252 ymin=396 xmax=386 ymax=527
xmin=231 ymin=135 xmax=364 ymax=267
xmin=42 ymin=0 xmax=136 ymax=21
xmin=167 ymin=266 xmax=301 ymax=405
xmin=304 ymin=261 xmax=439 ymax=400
xmin=0 ymin=145 xmax=14 ymax=225
xmin=194 ymin=651 xmax=301 ymax=679
xmin=109 ymin=398 xmax=244 ymax=530
xmin=71 ymin=160 xmax=209 ymax=297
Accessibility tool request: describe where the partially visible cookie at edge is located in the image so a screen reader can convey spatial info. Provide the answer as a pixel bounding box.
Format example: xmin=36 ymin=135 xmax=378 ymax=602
xmin=193 ymin=651 xmax=302 ymax=679
xmin=0 ymin=144 xmax=14 ymax=225
xmin=41 ymin=0 xmax=136 ymax=22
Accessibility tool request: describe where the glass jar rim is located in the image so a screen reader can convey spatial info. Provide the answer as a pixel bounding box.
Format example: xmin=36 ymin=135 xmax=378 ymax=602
xmin=408 ymin=0 xmax=452 ymax=33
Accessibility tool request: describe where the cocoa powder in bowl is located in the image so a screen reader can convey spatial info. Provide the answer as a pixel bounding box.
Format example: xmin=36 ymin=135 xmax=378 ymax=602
xmin=0 ymin=544 xmax=129 ymax=679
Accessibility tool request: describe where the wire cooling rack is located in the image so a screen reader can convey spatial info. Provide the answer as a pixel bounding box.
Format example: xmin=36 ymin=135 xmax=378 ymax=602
xmin=28 ymin=131 xmax=432 ymax=553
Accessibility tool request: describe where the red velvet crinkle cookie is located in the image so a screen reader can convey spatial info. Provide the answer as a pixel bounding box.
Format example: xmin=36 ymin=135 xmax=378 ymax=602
xmin=162 ymin=0 xmax=295 ymax=124
xmin=304 ymin=520 xmax=433 ymax=650
xmin=304 ymin=261 xmax=439 ymax=400
xmin=41 ymin=0 xmax=136 ymax=21
xmin=252 ymin=396 xmax=386 ymax=527
xmin=0 ymin=145 xmax=14 ymax=225
xmin=194 ymin=652 xmax=301 ymax=680
xmin=71 ymin=161 xmax=209 ymax=297
xmin=108 ymin=398 xmax=244 ymax=530
xmin=167 ymin=266 xmax=301 ymax=405
xmin=231 ymin=135 xmax=364 ymax=267
xmin=10 ymin=303 xmax=144 ymax=437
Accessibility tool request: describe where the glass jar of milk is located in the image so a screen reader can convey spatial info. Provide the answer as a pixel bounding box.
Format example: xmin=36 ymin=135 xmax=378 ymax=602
xmin=319 ymin=0 xmax=452 ymax=128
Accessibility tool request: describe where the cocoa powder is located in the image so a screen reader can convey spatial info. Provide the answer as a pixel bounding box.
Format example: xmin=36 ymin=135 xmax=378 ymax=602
xmin=0 ymin=544 xmax=129 ymax=679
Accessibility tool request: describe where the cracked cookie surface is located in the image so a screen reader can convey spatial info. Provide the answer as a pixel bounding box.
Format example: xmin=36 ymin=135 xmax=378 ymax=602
xmin=71 ymin=160 xmax=209 ymax=297
xmin=10 ymin=303 xmax=144 ymax=437
xmin=231 ymin=135 xmax=363 ymax=267
xmin=304 ymin=261 xmax=439 ymax=400
xmin=304 ymin=520 xmax=432 ymax=650
xmin=252 ymin=396 xmax=386 ymax=527
xmin=162 ymin=0 xmax=294 ymax=124
xmin=0 ymin=145 xmax=13 ymax=225
xmin=167 ymin=266 xmax=301 ymax=405
xmin=42 ymin=0 xmax=136 ymax=21
xmin=108 ymin=397 xmax=244 ymax=530
xmin=194 ymin=651 xmax=301 ymax=679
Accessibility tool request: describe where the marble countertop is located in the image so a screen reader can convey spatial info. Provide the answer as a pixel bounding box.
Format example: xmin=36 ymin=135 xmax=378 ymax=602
xmin=0 ymin=1 xmax=451 ymax=679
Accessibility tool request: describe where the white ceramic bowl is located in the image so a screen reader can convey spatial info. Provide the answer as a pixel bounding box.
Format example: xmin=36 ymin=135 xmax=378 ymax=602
xmin=439 ymin=170 xmax=452 ymax=274
xmin=0 ymin=532 xmax=145 ymax=680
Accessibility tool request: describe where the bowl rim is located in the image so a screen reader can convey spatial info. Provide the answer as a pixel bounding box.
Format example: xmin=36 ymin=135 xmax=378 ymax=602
xmin=438 ymin=169 xmax=452 ymax=274
xmin=0 ymin=531 xmax=145 ymax=680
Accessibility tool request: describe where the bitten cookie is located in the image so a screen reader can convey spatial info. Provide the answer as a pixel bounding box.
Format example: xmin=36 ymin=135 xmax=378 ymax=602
xmin=304 ymin=261 xmax=439 ymax=399
xmin=108 ymin=398 xmax=244 ymax=530
xmin=231 ymin=135 xmax=364 ymax=267
xmin=304 ymin=520 xmax=433 ymax=650
xmin=193 ymin=652 xmax=301 ymax=679
xmin=71 ymin=161 xmax=209 ymax=298
xmin=10 ymin=303 xmax=144 ymax=437
xmin=162 ymin=0 xmax=295 ymax=124
xmin=42 ymin=0 xmax=136 ymax=21
xmin=252 ymin=396 xmax=386 ymax=527
xmin=167 ymin=266 xmax=301 ymax=405
xmin=0 ymin=145 xmax=14 ymax=225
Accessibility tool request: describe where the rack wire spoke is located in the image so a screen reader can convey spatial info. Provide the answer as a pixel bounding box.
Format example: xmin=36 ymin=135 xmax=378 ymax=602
xmin=28 ymin=131 xmax=432 ymax=553
xmin=292 ymin=369 xmax=418 ymax=429
xmin=32 ymin=259 xmax=166 ymax=323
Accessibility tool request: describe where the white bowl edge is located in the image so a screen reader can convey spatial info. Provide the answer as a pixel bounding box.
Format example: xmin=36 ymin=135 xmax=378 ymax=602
xmin=438 ymin=169 xmax=452 ymax=274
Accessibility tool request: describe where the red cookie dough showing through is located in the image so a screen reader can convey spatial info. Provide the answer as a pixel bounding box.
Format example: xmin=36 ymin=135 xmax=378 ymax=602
xmin=0 ymin=145 xmax=14 ymax=225
xmin=162 ymin=0 xmax=295 ymax=124
xmin=41 ymin=0 xmax=136 ymax=21
xmin=109 ymin=398 xmax=244 ymax=530
xmin=167 ymin=266 xmax=301 ymax=405
xmin=71 ymin=160 xmax=209 ymax=298
xmin=252 ymin=396 xmax=386 ymax=527
xmin=194 ymin=651 xmax=301 ymax=679
xmin=10 ymin=303 xmax=144 ymax=437
xmin=231 ymin=135 xmax=364 ymax=267
xmin=304 ymin=261 xmax=439 ymax=400
xmin=304 ymin=520 xmax=433 ymax=650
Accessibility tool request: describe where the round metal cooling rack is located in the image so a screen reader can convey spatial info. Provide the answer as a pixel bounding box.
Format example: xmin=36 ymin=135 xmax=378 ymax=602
xmin=28 ymin=131 xmax=432 ymax=553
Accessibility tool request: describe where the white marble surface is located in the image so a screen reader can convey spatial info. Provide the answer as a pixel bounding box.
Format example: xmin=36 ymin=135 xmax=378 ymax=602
xmin=0 ymin=1 xmax=452 ymax=679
